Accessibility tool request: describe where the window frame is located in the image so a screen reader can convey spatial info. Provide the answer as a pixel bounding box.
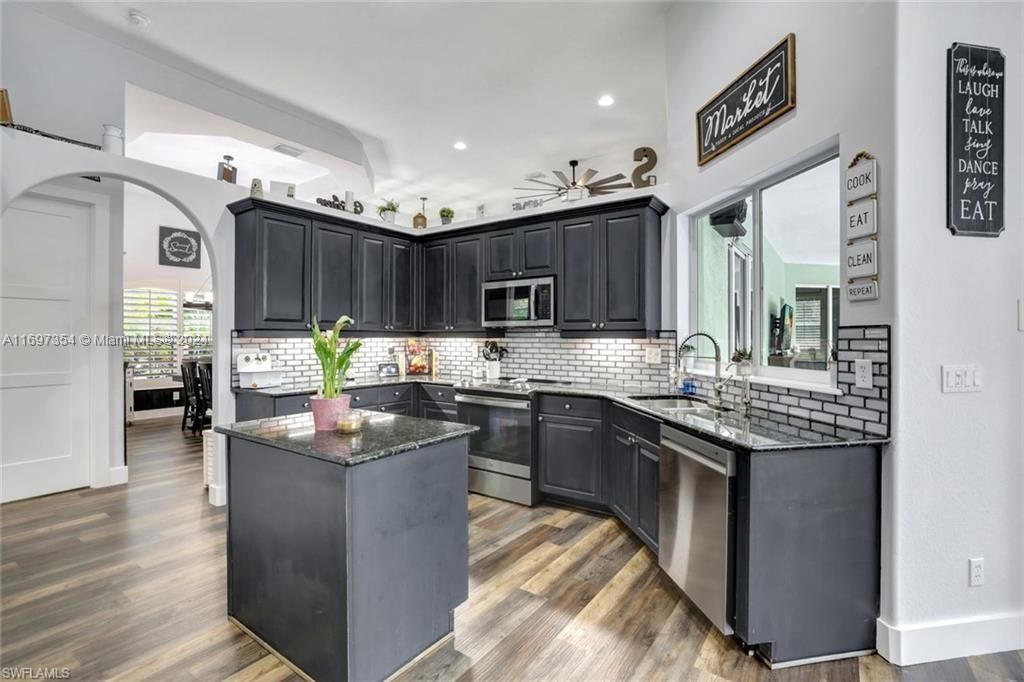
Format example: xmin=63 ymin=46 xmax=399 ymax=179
xmin=689 ymin=148 xmax=841 ymax=387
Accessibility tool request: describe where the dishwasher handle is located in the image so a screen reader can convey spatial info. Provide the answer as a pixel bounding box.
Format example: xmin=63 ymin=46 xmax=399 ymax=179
xmin=661 ymin=438 xmax=734 ymax=476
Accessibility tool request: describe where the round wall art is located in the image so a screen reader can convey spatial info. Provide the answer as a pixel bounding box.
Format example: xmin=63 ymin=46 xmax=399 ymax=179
xmin=158 ymin=226 xmax=202 ymax=269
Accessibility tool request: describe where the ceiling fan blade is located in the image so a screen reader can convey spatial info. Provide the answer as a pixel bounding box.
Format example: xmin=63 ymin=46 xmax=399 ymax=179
xmin=577 ymin=168 xmax=599 ymax=186
xmin=552 ymin=170 xmax=572 ymax=188
xmin=586 ymin=173 xmax=627 ymax=187
xmin=523 ymin=178 xmax=564 ymax=190
xmin=589 ymin=183 xmax=635 ymax=194
xmin=515 ymin=192 xmax=559 ymax=200
xmin=513 ymin=187 xmax=558 ymax=192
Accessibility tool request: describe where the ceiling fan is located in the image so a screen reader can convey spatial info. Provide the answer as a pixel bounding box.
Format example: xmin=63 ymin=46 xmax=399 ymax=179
xmin=514 ymin=159 xmax=634 ymax=203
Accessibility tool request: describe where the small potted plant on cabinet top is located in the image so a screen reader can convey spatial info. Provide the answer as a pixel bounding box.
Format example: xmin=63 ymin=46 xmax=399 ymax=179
xmin=439 ymin=207 xmax=455 ymax=225
xmin=378 ymin=199 xmax=399 ymax=224
xmin=309 ymin=315 xmax=362 ymax=431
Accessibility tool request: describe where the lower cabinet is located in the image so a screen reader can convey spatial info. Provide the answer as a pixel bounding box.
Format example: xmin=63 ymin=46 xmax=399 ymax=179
xmin=537 ymin=412 xmax=604 ymax=505
xmin=607 ymin=406 xmax=661 ymax=553
xmin=608 ymin=426 xmax=638 ymax=524
xmin=378 ymin=401 xmax=413 ymax=416
xmin=635 ymin=438 xmax=660 ymax=550
xmin=421 ymin=402 xmax=457 ymax=422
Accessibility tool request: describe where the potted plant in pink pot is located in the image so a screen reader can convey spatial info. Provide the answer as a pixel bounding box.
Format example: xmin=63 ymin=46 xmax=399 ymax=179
xmin=309 ymin=315 xmax=362 ymax=431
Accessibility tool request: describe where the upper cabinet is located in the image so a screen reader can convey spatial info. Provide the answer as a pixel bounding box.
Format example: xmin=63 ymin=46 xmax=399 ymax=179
xmin=484 ymin=222 xmax=556 ymax=280
xmin=230 ymin=197 xmax=665 ymax=336
xmin=558 ymin=206 xmax=663 ymax=335
xmin=420 ymin=234 xmax=484 ymax=332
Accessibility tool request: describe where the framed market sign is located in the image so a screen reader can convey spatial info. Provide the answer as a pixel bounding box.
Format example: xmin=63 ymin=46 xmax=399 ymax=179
xmin=696 ymin=34 xmax=796 ymax=166
xmin=947 ymin=42 xmax=1005 ymax=236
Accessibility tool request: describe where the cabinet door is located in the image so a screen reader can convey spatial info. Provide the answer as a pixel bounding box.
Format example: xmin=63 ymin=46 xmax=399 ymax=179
xmin=451 ymin=236 xmax=483 ymax=331
xmin=312 ymin=221 xmax=358 ymax=330
xmin=557 ymin=216 xmax=599 ymax=329
xmin=388 ymin=238 xmax=415 ymax=331
xmin=378 ymin=401 xmax=413 ymax=416
xmin=599 ymin=211 xmax=644 ymax=330
xmin=519 ymin=222 xmax=556 ymax=276
xmin=537 ymin=414 xmax=604 ymax=504
xmin=608 ymin=426 xmax=638 ymax=525
xmin=258 ymin=212 xmax=311 ymax=330
xmin=420 ymin=240 xmax=450 ymax=331
xmin=484 ymin=229 xmax=518 ymax=280
xmin=635 ymin=438 xmax=660 ymax=552
xmin=357 ymin=233 xmax=387 ymax=331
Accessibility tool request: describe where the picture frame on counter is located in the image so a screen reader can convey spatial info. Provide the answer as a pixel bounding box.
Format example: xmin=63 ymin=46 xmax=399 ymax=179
xmin=696 ymin=33 xmax=796 ymax=166
xmin=947 ymin=42 xmax=1005 ymax=237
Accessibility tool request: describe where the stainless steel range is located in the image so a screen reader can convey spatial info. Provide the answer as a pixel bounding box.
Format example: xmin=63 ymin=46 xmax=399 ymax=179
xmin=454 ymin=377 xmax=570 ymax=506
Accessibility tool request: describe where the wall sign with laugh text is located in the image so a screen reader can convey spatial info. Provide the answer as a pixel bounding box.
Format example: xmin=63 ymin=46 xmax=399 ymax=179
xmin=696 ymin=34 xmax=796 ymax=166
xmin=947 ymin=42 xmax=1005 ymax=237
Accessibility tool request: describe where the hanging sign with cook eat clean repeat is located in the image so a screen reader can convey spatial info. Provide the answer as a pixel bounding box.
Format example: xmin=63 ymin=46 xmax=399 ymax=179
xmin=947 ymin=42 xmax=1005 ymax=237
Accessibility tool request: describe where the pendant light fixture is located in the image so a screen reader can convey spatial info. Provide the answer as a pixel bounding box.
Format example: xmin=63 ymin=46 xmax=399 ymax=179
xmin=413 ymin=197 xmax=428 ymax=230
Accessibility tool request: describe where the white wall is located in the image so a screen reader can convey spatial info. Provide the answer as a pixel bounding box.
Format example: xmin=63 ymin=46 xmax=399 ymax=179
xmin=666 ymin=2 xmax=897 ymax=328
xmin=880 ymin=1 xmax=1024 ymax=664
xmin=0 ymin=4 xmax=368 ymax=176
xmin=123 ymin=185 xmax=212 ymax=292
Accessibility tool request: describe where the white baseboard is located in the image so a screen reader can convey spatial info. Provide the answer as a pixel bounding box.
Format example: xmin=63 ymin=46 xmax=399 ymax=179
xmin=134 ymin=407 xmax=183 ymax=421
xmin=208 ymin=483 xmax=226 ymax=507
xmin=877 ymin=612 xmax=1024 ymax=665
xmin=108 ymin=465 xmax=129 ymax=485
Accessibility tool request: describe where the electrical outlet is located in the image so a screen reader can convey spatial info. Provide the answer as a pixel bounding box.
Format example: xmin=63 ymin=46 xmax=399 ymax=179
xmin=969 ymin=558 xmax=985 ymax=587
xmin=854 ymin=359 xmax=873 ymax=389
xmin=644 ymin=347 xmax=662 ymax=365
xmin=172 ymin=391 xmax=180 ymax=401
xmin=942 ymin=365 xmax=984 ymax=393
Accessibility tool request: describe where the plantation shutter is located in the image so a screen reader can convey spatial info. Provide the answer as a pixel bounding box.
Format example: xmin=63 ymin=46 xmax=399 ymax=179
xmin=123 ymin=288 xmax=179 ymax=379
xmin=182 ymin=292 xmax=213 ymax=363
xmin=794 ymin=287 xmax=828 ymax=351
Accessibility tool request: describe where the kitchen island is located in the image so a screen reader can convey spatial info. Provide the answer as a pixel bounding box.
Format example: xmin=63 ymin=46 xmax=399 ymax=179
xmin=215 ymin=411 xmax=477 ymax=682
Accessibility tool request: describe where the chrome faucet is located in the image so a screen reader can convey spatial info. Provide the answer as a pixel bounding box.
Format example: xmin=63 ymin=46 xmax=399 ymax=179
xmin=676 ymin=332 xmax=725 ymax=409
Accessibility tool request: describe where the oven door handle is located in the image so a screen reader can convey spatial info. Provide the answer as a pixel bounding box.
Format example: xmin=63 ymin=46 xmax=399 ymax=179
xmin=455 ymin=394 xmax=531 ymax=411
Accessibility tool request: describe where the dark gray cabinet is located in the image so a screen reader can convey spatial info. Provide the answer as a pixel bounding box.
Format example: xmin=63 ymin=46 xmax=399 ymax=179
xmin=537 ymin=412 xmax=604 ymax=505
xmin=235 ymin=210 xmax=312 ymax=332
xmin=313 ymin=221 xmax=358 ymax=329
xmin=358 ymin=233 xmax=413 ymax=332
xmin=607 ymin=405 xmax=661 ymax=552
xmin=418 ymin=383 xmax=457 ymax=422
xmin=484 ymin=222 xmax=556 ymax=280
xmin=558 ymin=208 xmax=662 ymax=334
xmin=557 ymin=215 xmax=599 ymax=330
xmin=420 ymin=235 xmax=483 ymax=332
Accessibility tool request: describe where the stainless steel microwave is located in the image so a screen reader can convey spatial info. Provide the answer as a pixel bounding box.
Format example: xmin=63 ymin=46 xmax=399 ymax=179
xmin=481 ymin=277 xmax=555 ymax=328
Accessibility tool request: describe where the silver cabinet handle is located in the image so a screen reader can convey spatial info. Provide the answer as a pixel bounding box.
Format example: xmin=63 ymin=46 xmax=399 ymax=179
xmin=354 ymin=396 xmax=361 ymax=402
xmin=302 ymin=402 xmax=309 ymax=408
xmin=538 ymin=416 xmax=544 ymax=422
xmin=591 ymin=323 xmax=597 ymax=329
xmin=438 ymin=392 xmax=445 ymax=397
xmin=305 ymin=323 xmax=312 ymax=329
xmin=599 ymin=322 xmax=605 ymax=328
xmin=564 ymin=403 xmax=571 ymax=410
xmin=393 ymin=390 xmax=400 ymax=396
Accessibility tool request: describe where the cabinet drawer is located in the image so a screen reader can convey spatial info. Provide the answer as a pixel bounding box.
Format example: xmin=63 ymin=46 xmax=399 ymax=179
xmin=538 ymin=394 xmax=603 ymax=419
xmin=274 ymin=393 xmax=315 ymax=416
xmin=420 ymin=384 xmax=456 ymax=404
xmin=378 ymin=401 xmax=413 ymax=416
xmin=379 ymin=383 xmax=414 ymax=404
xmin=611 ymin=403 xmax=661 ymax=444
xmin=346 ymin=387 xmax=380 ymax=408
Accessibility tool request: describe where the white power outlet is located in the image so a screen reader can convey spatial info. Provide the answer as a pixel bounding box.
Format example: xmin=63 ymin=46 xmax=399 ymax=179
xmin=969 ymin=557 xmax=985 ymax=587
xmin=644 ymin=347 xmax=663 ymax=365
xmin=854 ymin=359 xmax=873 ymax=389
xmin=172 ymin=391 xmax=180 ymax=401
xmin=942 ymin=365 xmax=984 ymax=393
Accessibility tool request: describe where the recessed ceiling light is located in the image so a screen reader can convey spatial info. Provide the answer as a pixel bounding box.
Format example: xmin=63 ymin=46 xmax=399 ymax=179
xmin=126 ymin=8 xmax=151 ymax=30
xmin=453 ymin=141 xmax=467 ymax=151
xmin=598 ymin=94 xmax=615 ymax=107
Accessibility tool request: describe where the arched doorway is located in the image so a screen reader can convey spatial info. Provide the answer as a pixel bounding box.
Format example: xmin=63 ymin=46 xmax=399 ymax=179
xmin=1 ymin=130 xmax=246 ymax=505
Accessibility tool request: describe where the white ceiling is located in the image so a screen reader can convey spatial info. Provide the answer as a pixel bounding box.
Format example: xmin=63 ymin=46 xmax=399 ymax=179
xmin=52 ymin=2 xmax=669 ymax=222
xmin=761 ymin=157 xmax=840 ymax=265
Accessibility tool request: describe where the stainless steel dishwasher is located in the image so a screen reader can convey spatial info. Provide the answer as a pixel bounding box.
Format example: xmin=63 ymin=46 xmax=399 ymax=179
xmin=658 ymin=425 xmax=736 ymax=634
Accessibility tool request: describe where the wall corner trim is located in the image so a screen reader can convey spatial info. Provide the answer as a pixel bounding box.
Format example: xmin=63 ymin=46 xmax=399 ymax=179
xmin=106 ymin=466 xmax=129 ymax=487
xmin=208 ymin=484 xmax=227 ymax=507
xmin=876 ymin=612 xmax=1024 ymax=666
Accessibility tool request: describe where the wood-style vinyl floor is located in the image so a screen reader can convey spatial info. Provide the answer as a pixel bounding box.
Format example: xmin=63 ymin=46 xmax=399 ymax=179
xmin=2 ymin=417 xmax=1022 ymax=681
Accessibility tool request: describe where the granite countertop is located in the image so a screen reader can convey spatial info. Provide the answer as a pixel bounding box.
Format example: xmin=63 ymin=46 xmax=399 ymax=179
xmin=532 ymin=384 xmax=889 ymax=452
xmin=232 ymin=375 xmax=458 ymax=397
xmin=214 ymin=410 xmax=477 ymax=466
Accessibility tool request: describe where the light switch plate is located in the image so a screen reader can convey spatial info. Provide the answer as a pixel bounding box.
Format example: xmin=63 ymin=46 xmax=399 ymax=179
xmin=854 ymin=359 xmax=873 ymax=389
xmin=942 ymin=364 xmax=983 ymax=393
xmin=644 ymin=347 xmax=662 ymax=365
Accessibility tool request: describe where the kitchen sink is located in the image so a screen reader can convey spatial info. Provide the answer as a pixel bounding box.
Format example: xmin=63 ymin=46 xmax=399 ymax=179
xmin=628 ymin=396 xmax=706 ymax=410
